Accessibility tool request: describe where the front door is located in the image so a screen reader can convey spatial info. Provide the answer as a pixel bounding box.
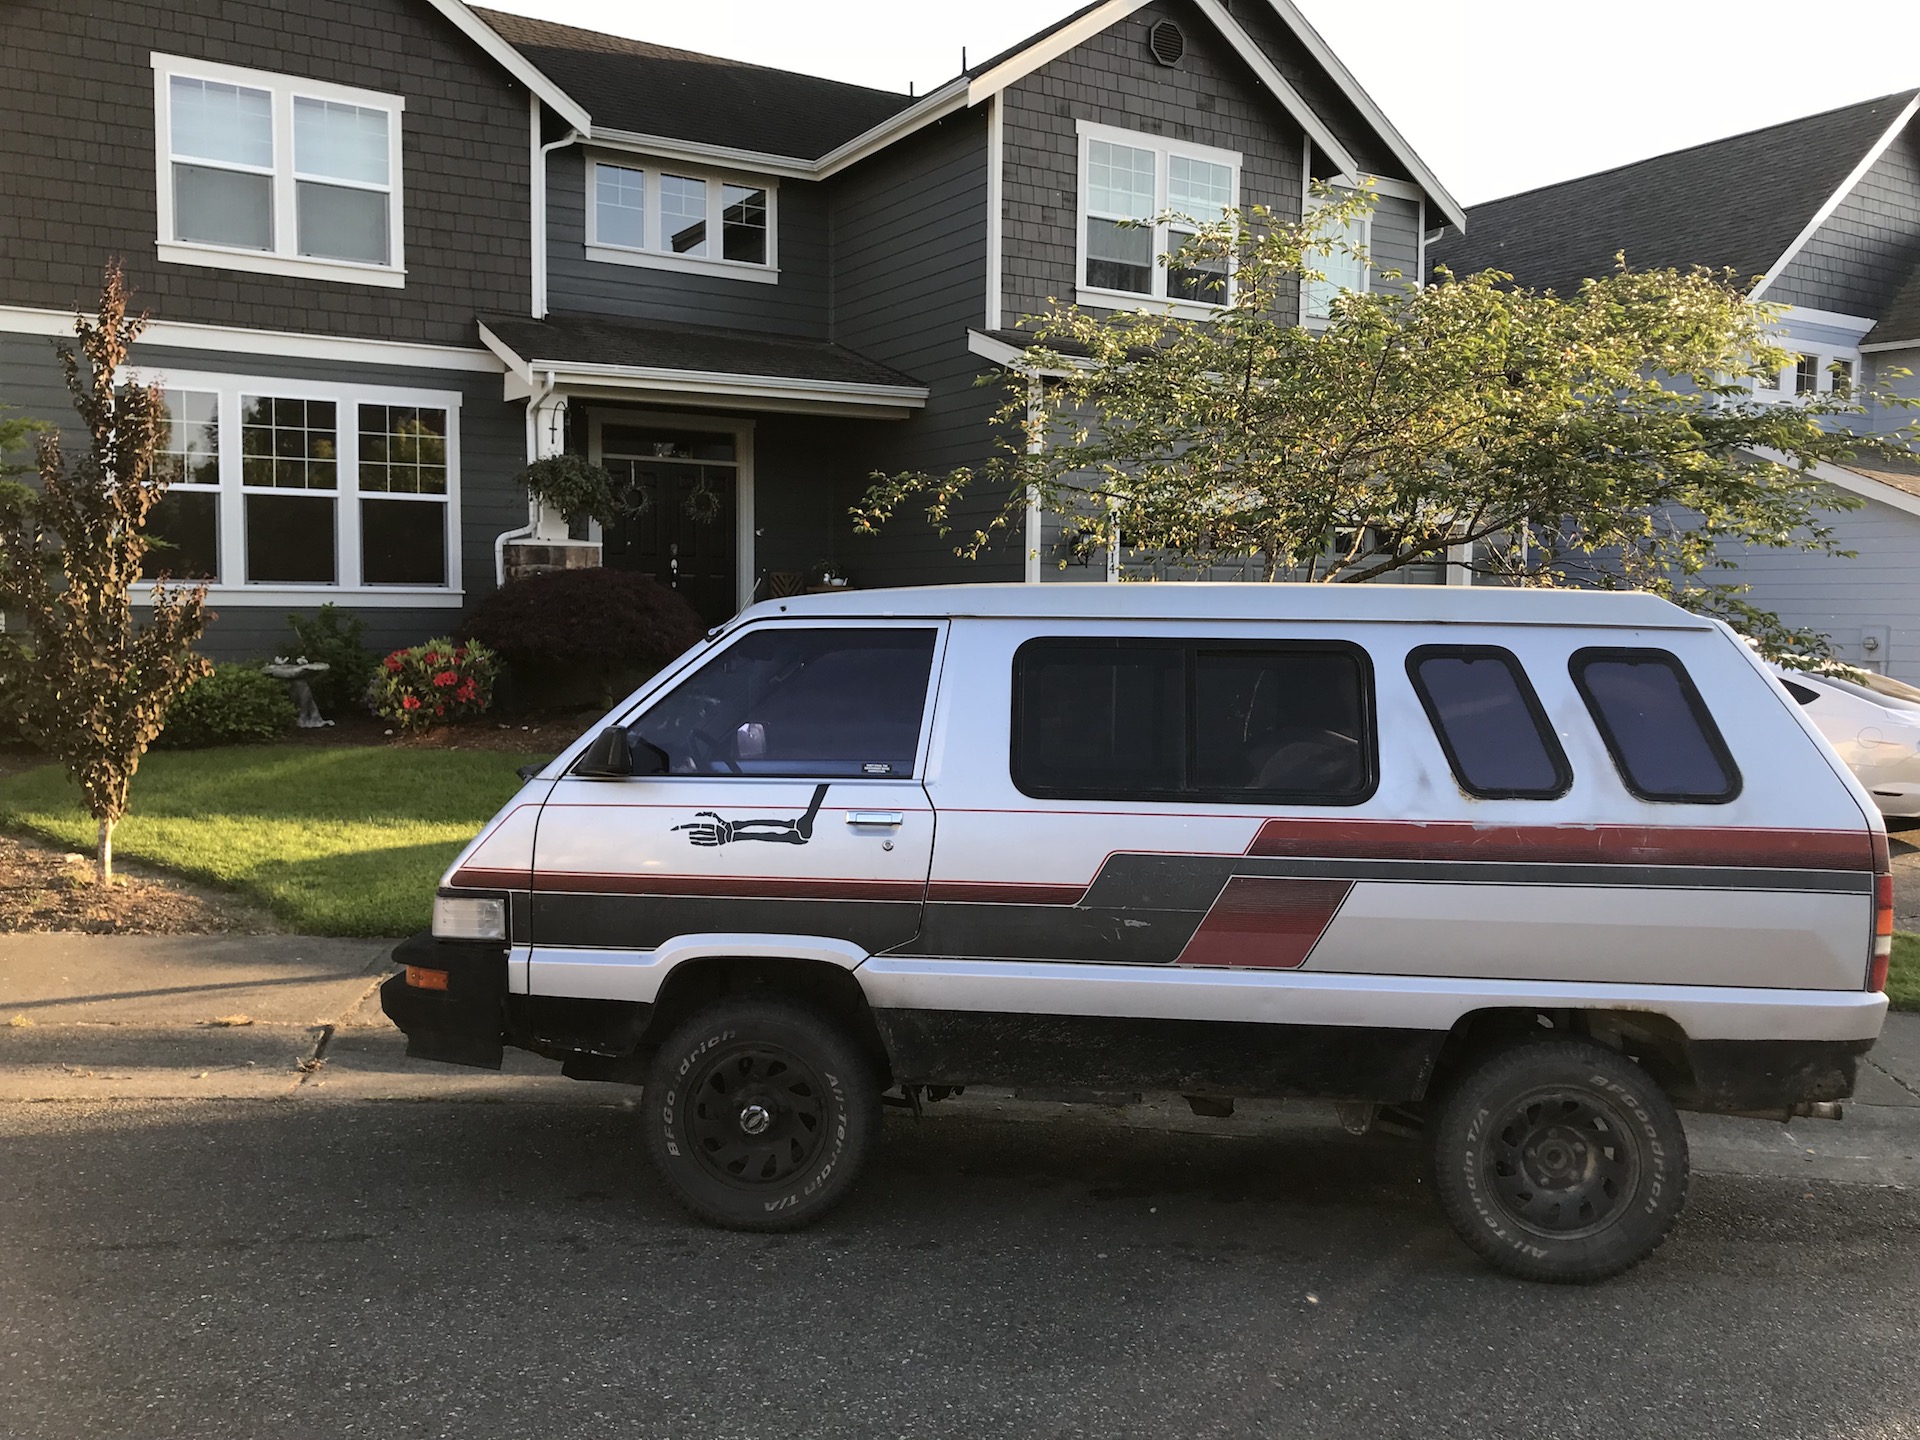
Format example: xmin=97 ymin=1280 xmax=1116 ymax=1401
xmin=601 ymin=425 xmax=738 ymax=625
xmin=528 ymin=622 xmax=947 ymax=995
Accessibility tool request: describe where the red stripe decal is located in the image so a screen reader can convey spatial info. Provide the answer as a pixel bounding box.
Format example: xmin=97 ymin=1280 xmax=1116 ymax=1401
xmin=1245 ymin=820 xmax=1871 ymax=871
xmin=520 ymin=872 xmax=925 ymax=902
xmin=1175 ymin=877 xmax=1353 ymax=969
xmin=450 ymin=867 xmax=530 ymax=889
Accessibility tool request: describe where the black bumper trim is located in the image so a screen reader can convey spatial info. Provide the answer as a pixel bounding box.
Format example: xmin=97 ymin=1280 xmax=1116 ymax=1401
xmin=380 ymin=932 xmax=509 ymax=1071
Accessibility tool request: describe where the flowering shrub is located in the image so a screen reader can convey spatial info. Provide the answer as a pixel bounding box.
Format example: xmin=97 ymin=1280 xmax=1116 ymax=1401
xmin=370 ymin=637 xmax=498 ymax=730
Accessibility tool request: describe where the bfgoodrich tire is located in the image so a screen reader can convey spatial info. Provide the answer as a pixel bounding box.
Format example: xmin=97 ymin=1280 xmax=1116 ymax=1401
xmin=643 ymin=995 xmax=880 ymax=1231
xmin=1429 ymin=1038 xmax=1689 ymax=1283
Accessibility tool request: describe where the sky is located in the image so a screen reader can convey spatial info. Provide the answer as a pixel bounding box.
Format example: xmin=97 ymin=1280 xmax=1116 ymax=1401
xmin=482 ymin=0 xmax=1920 ymax=206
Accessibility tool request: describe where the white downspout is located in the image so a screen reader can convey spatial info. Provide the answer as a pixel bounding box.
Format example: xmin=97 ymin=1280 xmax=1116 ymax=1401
xmin=494 ymin=368 xmax=561 ymax=587
xmin=530 ymin=96 xmax=581 ymax=321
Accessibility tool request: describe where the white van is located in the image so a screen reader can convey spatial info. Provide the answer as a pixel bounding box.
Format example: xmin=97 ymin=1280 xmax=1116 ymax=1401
xmin=384 ymin=583 xmax=1892 ymax=1282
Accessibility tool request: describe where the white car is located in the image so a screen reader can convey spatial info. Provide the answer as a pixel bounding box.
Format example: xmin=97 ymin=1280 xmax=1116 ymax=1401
xmin=1775 ymin=668 xmax=1920 ymax=819
xmin=386 ymin=584 xmax=1893 ymax=1283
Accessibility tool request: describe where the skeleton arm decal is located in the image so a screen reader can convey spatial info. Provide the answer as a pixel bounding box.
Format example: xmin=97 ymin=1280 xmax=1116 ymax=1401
xmin=673 ymin=784 xmax=830 ymax=847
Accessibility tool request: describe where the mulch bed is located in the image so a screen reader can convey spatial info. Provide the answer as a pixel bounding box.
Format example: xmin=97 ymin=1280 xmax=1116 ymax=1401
xmin=0 ymin=830 xmax=278 ymax=935
xmin=278 ymin=707 xmax=597 ymax=757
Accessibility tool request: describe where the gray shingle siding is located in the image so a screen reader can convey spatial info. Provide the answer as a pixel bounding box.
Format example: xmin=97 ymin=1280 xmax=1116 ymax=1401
xmin=999 ymin=0 xmax=1308 ymax=327
xmin=1768 ymin=124 xmax=1920 ymax=317
xmin=0 ymin=0 xmax=530 ymax=348
xmin=543 ymin=149 xmax=830 ymax=337
xmin=0 ymin=331 xmax=522 ymax=660
xmin=1368 ymin=193 xmax=1422 ymax=291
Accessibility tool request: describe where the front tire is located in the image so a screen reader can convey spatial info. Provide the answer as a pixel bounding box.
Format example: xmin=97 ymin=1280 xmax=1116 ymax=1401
xmin=1428 ymin=1038 xmax=1689 ymax=1283
xmin=643 ymin=995 xmax=879 ymax=1231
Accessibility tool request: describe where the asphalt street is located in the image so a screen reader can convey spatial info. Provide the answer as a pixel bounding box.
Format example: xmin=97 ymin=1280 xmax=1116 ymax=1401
xmin=4 ymin=1095 xmax=1919 ymax=1440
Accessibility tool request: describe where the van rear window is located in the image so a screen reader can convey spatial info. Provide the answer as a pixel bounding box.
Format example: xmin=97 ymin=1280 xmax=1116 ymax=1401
xmin=1408 ymin=646 xmax=1570 ymax=799
xmin=1012 ymin=639 xmax=1374 ymax=803
xmin=1569 ymin=648 xmax=1740 ymax=803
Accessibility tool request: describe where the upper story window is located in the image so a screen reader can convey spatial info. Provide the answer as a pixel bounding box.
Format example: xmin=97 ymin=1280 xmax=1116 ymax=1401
xmin=151 ymin=55 xmax=405 ymax=288
xmin=587 ymin=158 xmax=778 ymax=284
xmin=1304 ymin=188 xmax=1370 ymax=324
xmin=1076 ymin=121 xmax=1240 ymax=314
xmin=1756 ymin=347 xmax=1858 ymax=401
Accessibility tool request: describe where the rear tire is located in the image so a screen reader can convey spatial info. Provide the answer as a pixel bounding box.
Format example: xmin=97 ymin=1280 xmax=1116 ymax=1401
xmin=643 ymin=994 xmax=879 ymax=1231
xmin=1428 ymin=1038 xmax=1689 ymax=1283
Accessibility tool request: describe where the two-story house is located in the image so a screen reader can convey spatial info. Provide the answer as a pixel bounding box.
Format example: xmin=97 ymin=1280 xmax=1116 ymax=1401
xmin=1431 ymin=92 xmax=1920 ymax=682
xmin=0 ymin=0 xmax=1461 ymax=652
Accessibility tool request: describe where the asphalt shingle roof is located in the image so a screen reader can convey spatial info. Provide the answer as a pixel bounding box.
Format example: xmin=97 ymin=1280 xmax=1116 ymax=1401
xmin=1430 ymin=91 xmax=1919 ymax=294
xmin=471 ymin=7 xmax=920 ymax=160
xmin=478 ymin=313 xmax=925 ymax=390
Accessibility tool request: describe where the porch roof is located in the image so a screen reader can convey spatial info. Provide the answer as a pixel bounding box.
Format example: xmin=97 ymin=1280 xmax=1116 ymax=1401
xmin=477 ymin=313 xmax=930 ymax=417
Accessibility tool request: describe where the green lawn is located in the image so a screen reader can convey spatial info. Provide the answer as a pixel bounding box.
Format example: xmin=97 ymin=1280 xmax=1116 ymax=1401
xmin=1889 ymin=932 xmax=1920 ymax=1012
xmin=0 ymin=747 xmax=538 ymax=937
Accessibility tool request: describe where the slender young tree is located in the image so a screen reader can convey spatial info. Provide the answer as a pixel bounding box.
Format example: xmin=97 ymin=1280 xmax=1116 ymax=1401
xmin=856 ymin=189 xmax=1920 ymax=664
xmin=0 ymin=262 xmax=209 ymax=881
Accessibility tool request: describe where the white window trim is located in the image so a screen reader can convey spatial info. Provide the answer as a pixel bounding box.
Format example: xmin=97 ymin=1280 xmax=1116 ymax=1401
xmin=1074 ymin=120 xmax=1240 ymax=315
xmin=1752 ymin=343 xmax=1861 ymax=402
xmin=131 ymin=368 xmax=462 ymax=606
xmin=151 ymin=52 xmax=407 ymax=289
xmin=584 ymin=154 xmax=780 ymax=284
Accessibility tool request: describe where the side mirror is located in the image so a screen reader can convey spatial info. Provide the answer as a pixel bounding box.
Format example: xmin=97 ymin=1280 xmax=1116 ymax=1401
xmin=574 ymin=726 xmax=634 ymax=778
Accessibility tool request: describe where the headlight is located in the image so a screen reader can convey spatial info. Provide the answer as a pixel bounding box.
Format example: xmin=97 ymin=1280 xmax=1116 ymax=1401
xmin=432 ymin=896 xmax=506 ymax=941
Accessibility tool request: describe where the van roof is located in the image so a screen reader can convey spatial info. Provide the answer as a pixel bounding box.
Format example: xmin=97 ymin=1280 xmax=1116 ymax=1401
xmin=735 ymin=582 xmax=1709 ymax=629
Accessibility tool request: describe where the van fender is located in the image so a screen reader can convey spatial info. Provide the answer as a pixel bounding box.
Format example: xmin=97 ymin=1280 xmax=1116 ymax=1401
xmin=526 ymin=934 xmax=871 ymax=1003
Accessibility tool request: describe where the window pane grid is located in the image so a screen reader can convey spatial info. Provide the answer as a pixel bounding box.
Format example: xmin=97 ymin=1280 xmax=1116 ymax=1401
xmin=661 ymin=175 xmax=708 ymax=256
xmin=358 ymin=404 xmax=448 ymax=495
xmin=1083 ymin=133 xmax=1237 ymax=304
xmin=595 ymin=163 xmax=647 ymax=249
xmin=240 ymin=396 xmax=338 ymax=490
xmin=154 ymin=389 xmax=221 ymax=488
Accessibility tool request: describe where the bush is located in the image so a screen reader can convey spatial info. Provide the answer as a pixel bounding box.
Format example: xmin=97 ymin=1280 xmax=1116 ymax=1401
xmin=155 ymin=663 xmax=298 ymax=749
xmin=285 ymin=604 xmax=378 ymax=716
xmin=371 ymin=637 xmax=499 ymax=730
xmin=459 ymin=568 xmax=705 ymax=706
xmin=0 ymin=635 xmax=34 ymax=747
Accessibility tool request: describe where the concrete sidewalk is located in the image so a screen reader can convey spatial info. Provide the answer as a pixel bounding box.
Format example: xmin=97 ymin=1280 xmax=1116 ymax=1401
xmin=4 ymin=932 xmax=1920 ymax=1185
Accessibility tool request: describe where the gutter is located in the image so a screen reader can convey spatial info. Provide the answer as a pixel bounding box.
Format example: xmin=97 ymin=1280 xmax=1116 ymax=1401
xmin=493 ymin=367 xmax=558 ymax=588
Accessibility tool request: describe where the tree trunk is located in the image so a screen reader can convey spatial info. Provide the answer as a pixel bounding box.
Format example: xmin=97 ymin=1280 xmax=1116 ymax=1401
xmin=97 ymin=815 xmax=113 ymax=886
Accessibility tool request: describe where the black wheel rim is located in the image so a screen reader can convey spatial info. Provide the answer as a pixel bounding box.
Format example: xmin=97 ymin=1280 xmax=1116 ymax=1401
xmin=685 ymin=1040 xmax=830 ymax=1189
xmin=1482 ymin=1086 xmax=1642 ymax=1240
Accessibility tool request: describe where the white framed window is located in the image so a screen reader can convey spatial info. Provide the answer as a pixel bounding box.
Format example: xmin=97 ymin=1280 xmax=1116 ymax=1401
xmin=151 ymin=53 xmax=406 ymax=288
xmin=1753 ymin=346 xmax=1860 ymax=402
xmin=1303 ymin=187 xmax=1370 ymax=325
xmin=586 ymin=157 xmax=778 ymax=283
xmin=1075 ymin=121 xmax=1240 ymax=315
xmin=134 ymin=370 xmax=461 ymax=605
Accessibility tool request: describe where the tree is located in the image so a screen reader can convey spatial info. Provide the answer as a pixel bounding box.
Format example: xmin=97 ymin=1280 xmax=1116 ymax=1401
xmin=855 ymin=188 xmax=1919 ymax=663
xmin=0 ymin=262 xmax=210 ymax=881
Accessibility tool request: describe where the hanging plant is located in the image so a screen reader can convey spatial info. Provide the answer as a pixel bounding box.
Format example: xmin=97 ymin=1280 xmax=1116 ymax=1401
xmin=514 ymin=454 xmax=646 ymax=529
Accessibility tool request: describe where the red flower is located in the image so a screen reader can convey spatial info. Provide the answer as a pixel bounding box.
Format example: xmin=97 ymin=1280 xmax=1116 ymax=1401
xmin=383 ymin=655 xmax=403 ymax=673
xmin=434 ymin=704 xmax=445 ymax=716
xmin=401 ymin=694 xmax=421 ymax=711
xmin=455 ymin=680 xmax=477 ymax=703
xmin=432 ymin=670 xmax=457 ymax=688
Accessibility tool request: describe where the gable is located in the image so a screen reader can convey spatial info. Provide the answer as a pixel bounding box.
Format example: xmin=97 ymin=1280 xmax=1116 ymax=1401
xmin=1766 ymin=122 xmax=1920 ymax=316
xmin=1433 ymin=91 xmax=1917 ymax=293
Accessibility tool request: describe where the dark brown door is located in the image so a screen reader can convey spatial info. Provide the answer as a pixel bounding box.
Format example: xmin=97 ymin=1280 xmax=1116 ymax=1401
xmin=600 ymin=429 xmax=738 ymax=626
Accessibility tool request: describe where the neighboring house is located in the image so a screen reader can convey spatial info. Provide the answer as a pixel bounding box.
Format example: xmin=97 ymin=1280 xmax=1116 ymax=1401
xmin=1431 ymin=92 xmax=1920 ymax=682
xmin=0 ymin=0 xmax=1460 ymax=652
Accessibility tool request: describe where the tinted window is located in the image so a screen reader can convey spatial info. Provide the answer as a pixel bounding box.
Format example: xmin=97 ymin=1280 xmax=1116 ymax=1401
xmin=1191 ymin=649 xmax=1368 ymax=797
xmin=1782 ymin=679 xmax=1821 ymax=707
xmin=1014 ymin=641 xmax=1185 ymax=795
xmin=1013 ymin=639 xmax=1373 ymax=802
xmin=630 ymin=627 xmax=936 ymax=778
xmin=1408 ymin=646 xmax=1570 ymax=800
xmin=1570 ymin=649 xmax=1740 ymax=803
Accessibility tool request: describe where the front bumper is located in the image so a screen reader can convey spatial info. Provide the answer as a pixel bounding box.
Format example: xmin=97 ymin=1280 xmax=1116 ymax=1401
xmin=380 ymin=932 xmax=509 ymax=1070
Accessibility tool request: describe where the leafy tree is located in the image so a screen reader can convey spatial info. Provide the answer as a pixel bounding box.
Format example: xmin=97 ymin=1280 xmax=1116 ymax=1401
xmin=0 ymin=262 xmax=210 ymax=881
xmin=855 ymin=188 xmax=1919 ymax=663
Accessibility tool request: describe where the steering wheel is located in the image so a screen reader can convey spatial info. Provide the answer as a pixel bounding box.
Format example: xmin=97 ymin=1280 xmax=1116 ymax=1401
xmin=687 ymin=728 xmax=743 ymax=775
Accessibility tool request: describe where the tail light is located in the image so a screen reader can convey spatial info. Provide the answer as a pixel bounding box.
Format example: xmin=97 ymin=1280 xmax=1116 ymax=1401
xmin=1871 ymin=827 xmax=1894 ymax=992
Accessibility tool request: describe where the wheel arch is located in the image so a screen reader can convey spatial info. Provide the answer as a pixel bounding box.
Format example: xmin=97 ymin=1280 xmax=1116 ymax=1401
xmin=1428 ymin=1006 xmax=1697 ymax=1102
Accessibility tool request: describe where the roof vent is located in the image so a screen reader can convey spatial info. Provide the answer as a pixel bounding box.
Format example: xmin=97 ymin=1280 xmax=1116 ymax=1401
xmin=1147 ymin=20 xmax=1185 ymax=67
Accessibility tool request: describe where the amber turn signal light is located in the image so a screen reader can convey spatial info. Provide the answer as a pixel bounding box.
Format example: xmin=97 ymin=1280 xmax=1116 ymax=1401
xmin=406 ymin=965 xmax=450 ymax=992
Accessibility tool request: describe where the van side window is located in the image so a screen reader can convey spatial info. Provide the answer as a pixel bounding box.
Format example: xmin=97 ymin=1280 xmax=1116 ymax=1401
xmin=630 ymin=627 xmax=938 ymax=778
xmin=1569 ymin=648 xmax=1740 ymax=803
xmin=1407 ymin=646 xmax=1571 ymax=800
xmin=1013 ymin=639 xmax=1374 ymax=803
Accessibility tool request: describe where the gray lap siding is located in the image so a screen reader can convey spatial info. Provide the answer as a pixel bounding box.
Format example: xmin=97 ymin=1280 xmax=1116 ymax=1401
xmin=0 ymin=331 xmax=522 ymax=660
xmin=0 ymin=0 xmax=529 ymax=347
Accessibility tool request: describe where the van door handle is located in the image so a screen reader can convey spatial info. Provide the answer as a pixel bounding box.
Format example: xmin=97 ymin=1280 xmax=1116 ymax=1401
xmin=845 ymin=811 xmax=904 ymax=827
